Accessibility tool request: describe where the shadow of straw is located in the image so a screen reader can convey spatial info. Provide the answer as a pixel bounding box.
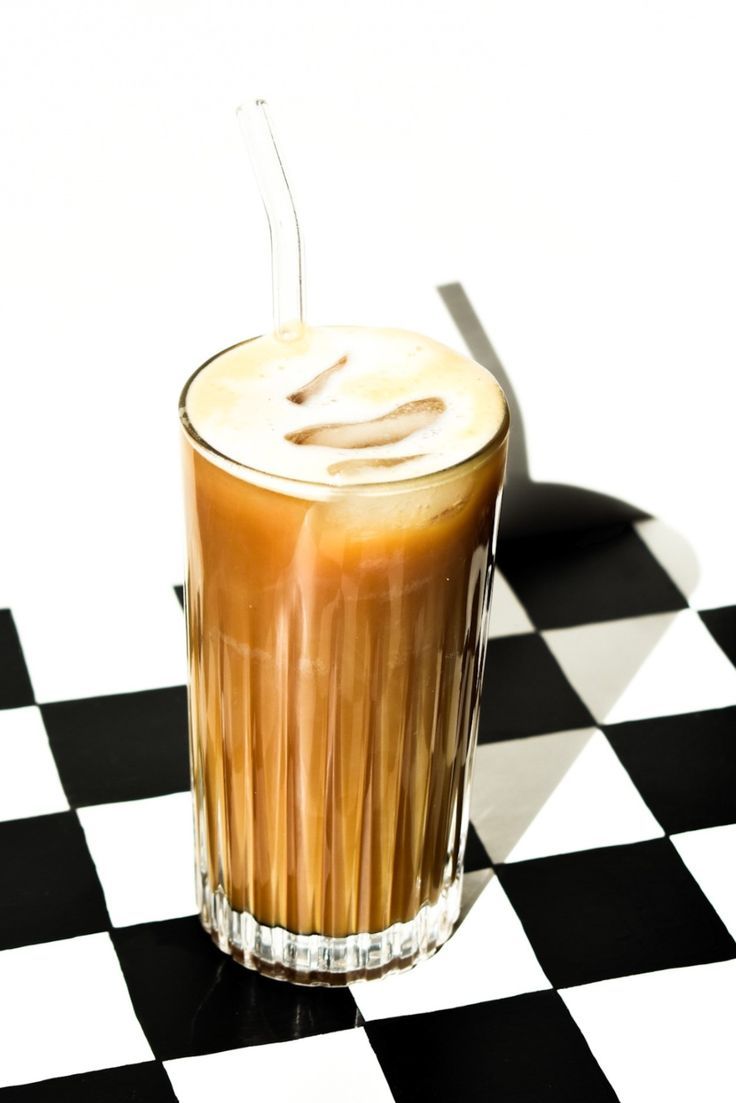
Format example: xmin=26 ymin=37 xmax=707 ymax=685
xmin=438 ymin=282 xmax=700 ymax=889
xmin=438 ymin=282 xmax=650 ymax=539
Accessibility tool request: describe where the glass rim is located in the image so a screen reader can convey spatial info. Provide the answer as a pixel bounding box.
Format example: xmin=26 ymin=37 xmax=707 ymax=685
xmin=179 ymin=335 xmax=510 ymax=495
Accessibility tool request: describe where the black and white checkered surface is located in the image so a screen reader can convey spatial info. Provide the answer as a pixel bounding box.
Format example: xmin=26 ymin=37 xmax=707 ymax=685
xmin=1 ymin=517 xmax=736 ymax=1101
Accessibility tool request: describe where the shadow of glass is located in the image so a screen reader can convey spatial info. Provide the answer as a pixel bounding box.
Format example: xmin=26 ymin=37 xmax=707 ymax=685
xmin=469 ymin=728 xmax=595 ymax=864
xmin=438 ymin=283 xmax=701 ymax=887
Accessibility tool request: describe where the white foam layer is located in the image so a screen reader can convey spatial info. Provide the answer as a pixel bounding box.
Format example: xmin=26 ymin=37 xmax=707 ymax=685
xmin=184 ymin=326 xmax=507 ymax=485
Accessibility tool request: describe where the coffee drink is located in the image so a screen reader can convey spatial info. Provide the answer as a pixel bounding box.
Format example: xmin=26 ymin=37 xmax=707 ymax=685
xmin=180 ymin=325 xmax=508 ymax=983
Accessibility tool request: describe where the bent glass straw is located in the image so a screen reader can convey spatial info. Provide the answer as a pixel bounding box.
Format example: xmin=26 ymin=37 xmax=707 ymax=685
xmin=236 ymin=98 xmax=305 ymax=341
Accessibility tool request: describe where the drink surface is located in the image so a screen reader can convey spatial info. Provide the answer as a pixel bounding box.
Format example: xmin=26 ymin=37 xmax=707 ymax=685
xmin=184 ymin=326 xmax=507 ymax=485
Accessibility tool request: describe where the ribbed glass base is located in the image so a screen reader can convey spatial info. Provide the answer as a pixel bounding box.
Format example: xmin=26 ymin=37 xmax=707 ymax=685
xmin=199 ymin=871 xmax=463 ymax=986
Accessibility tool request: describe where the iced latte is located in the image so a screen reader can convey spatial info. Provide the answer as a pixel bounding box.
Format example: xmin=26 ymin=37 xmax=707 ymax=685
xmin=180 ymin=324 xmax=508 ymax=984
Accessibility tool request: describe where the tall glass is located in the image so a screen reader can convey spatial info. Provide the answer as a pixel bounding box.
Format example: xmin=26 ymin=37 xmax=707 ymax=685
xmin=179 ymin=338 xmax=509 ymax=985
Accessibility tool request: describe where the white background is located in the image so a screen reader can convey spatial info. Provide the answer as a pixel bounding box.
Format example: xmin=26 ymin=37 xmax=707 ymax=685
xmin=1 ymin=0 xmax=734 ymax=600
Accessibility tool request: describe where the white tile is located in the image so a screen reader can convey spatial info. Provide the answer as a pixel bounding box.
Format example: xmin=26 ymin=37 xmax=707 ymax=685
xmin=488 ymin=569 xmax=534 ymax=638
xmin=165 ymin=1028 xmax=393 ymax=1103
xmin=561 ymin=959 xmax=736 ymax=1103
xmin=672 ymin=824 xmax=736 ymax=942
xmin=79 ymin=792 xmax=197 ymax=927
xmin=0 ymin=706 xmax=68 ymax=821
xmin=470 ymin=728 xmax=663 ymax=863
xmin=0 ymin=933 xmax=152 ymax=1088
xmin=544 ymin=610 xmax=736 ymax=725
xmin=350 ymin=870 xmax=550 ymax=1022
xmin=636 ymin=517 xmax=736 ymax=610
xmin=13 ymin=585 xmax=187 ymax=703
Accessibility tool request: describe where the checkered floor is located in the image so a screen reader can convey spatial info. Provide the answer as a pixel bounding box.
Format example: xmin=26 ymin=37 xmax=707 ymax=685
xmin=1 ymin=517 xmax=736 ymax=1101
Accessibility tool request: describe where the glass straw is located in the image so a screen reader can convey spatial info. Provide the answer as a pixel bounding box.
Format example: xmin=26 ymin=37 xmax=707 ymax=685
xmin=236 ymin=98 xmax=305 ymax=341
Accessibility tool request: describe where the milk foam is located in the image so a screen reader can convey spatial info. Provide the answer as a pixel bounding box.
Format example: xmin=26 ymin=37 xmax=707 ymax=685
xmin=184 ymin=326 xmax=507 ymax=486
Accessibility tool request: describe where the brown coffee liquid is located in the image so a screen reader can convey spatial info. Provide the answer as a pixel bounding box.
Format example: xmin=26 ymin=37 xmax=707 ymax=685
xmin=182 ymin=434 xmax=507 ymax=938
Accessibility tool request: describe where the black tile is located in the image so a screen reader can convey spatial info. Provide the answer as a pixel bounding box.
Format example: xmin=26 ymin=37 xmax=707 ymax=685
xmin=464 ymin=821 xmax=492 ymax=872
xmin=0 ymin=812 xmax=109 ymax=950
xmin=173 ymin=584 xmax=185 ymax=610
xmin=0 ymin=1063 xmax=177 ymax=1102
xmin=42 ymin=687 xmax=189 ymax=806
xmin=480 ymin=634 xmax=594 ymax=742
xmin=497 ymin=838 xmax=736 ymax=989
xmin=0 ymin=609 xmax=34 ymax=708
xmin=499 ymin=523 xmax=687 ymax=630
xmin=605 ymin=707 xmax=736 ymax=833
xmin=112 ymin=916 xmax=361 ymax=1061
xmin=700 ymin=606 xmax=736 ymax=667
xmin=366 ymin=990 xmax=618 ymax=1103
